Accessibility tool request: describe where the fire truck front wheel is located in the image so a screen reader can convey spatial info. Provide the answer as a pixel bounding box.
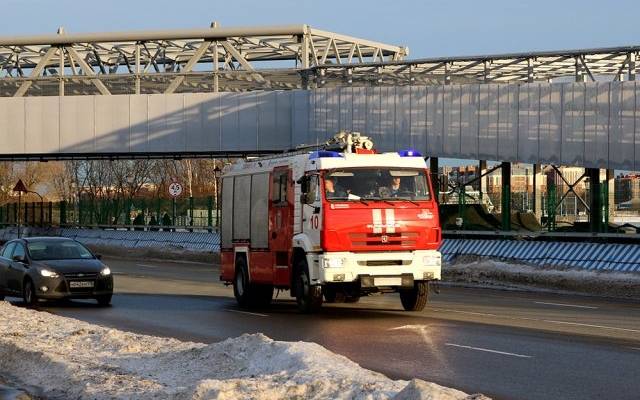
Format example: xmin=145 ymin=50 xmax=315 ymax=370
xmin=399 ymin=281 xmax=429 ymax=311
xmin=294 ymin=257 xmax=323 ymax=313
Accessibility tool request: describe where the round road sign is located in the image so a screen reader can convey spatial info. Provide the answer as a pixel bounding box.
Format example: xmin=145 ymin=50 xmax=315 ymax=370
xmin=168 ymin=182 xmax=183 ymax=197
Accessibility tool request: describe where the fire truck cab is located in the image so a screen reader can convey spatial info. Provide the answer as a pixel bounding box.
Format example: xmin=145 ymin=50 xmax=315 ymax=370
xmin=220 ymin=132 xmax=442 ymax=313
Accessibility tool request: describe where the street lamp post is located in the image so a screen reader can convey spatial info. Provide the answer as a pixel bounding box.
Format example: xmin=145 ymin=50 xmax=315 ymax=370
xmin=12 ymin=180 xmax=28 ymax=238
xmin=12 ymin=180 xmax=45 ymax=237
xmin=213 ymin=165 xmax=222 ymax=229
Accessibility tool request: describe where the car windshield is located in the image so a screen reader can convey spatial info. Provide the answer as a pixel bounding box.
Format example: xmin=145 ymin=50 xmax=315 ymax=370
xmin=324 ymin=168 xmax=430 ymax=201
xmin=27 ymin=241 xmax=95 ymax=261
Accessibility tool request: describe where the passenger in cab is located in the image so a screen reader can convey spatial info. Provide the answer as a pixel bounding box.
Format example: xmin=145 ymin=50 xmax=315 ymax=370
xmin=389 ymin=176 xmax=402 ymax=197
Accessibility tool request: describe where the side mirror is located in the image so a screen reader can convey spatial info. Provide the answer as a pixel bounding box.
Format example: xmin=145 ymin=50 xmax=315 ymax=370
xmin=12 ymin=254 xmax=26 ymax=263
xmin=95 ymin=254 xmax=102 ymax=260
xmin=297 ymin=176 xmax=309 ymax=193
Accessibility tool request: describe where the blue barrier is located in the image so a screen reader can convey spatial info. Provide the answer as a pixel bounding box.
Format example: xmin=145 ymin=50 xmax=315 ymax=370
xmin=440 ymin=239 xmax=640 ymax=272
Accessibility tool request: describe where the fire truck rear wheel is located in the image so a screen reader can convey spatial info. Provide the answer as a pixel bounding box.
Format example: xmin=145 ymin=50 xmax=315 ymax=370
xmin=233 ymin=258 xmax=253 ymax=308
xmin=295 ymin=258 xmax=323 ymax=313
xmin=399 ymin=281 xmax=429 ymax=311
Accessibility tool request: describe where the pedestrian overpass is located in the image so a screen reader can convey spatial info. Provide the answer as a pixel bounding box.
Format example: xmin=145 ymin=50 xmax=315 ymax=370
xmin=1 ymin=24 xmax=639 ymax=231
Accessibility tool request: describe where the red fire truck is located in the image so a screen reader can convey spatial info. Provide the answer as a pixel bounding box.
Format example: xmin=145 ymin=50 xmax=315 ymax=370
xmin=220 ymin=132 xmax=442 ymax=313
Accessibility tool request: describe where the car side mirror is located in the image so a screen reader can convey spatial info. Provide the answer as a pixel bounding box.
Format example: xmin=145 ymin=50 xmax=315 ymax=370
xmin=12 ymin=254 xmax=26 ymax=263
xmin=95 ymin=254 xmax=102 ymax=260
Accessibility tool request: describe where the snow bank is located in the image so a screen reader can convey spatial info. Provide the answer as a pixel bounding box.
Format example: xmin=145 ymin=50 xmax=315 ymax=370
xmin=0 ymin=302 xmax=486 ymax=400
xmin=444 ymin=258 xmax=640 ymax=299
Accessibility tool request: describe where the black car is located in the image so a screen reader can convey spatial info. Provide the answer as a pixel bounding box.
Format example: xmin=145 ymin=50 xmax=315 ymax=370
xmin=0 ymin=237 xmax=113 ymax=306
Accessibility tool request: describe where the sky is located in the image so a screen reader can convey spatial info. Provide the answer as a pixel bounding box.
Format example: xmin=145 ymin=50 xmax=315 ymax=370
xmin=4 ymin=0 xmax=640 ymax=59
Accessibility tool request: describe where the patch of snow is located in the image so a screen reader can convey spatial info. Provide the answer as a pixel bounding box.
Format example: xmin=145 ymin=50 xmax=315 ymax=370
xmin=0 ymin=302 xmax=486 ymax=400
xmin=444 ymin=258 xmax=640 ymax=299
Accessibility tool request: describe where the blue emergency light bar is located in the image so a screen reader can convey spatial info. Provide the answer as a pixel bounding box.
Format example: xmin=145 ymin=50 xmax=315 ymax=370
xmin=398 ymin=149 xmax=423 ymax=157
xmin=309 ymin=150 xmax=344 ymax=159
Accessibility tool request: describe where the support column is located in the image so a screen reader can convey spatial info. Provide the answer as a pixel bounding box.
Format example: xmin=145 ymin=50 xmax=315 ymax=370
xmin=588 ymin=168 xmax=602 ymax=233
xmin=429 ymin=157 xmax=439 ymax=203
xmin=501 ymin=162 xmax=511 ymax=231
xmin=533 ymin=164 xmax=544 ymax=222
xmin=478 ymin=160 xmax=487 ymax=202
xmin=606 ymin=169 xmax=615 ymax=231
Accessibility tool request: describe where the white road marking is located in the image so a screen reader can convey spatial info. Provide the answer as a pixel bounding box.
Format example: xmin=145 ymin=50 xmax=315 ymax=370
xmin=136 ymin=264 xmax=159 ymax=268
xmin=445 ymin=343 xmax=533 ymax=358
xmin=432 ymin=307 xmax=640 ymax=334
xmin=534 ymin=301 xmax=598 ymax=310
xmin=542 ymin=320 xmax=640 ymax=334
xmin=225 ymin=309 xmax=269 ymax=317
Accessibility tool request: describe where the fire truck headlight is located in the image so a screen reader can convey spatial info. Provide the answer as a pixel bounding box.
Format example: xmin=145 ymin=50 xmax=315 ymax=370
xmin=324 ymin=258 xmax=346 ymax=268
xmin=423 ymin=255 xmax=441 ymax=267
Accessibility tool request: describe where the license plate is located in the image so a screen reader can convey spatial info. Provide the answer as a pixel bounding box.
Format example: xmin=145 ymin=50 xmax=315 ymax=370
xmin=69 ymin=281 xmax=94 ymax=288
xmin=374 ymin=277 xmax=402 ymax=286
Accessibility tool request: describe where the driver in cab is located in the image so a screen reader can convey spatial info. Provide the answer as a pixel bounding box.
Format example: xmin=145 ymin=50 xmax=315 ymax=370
xmin=378 ymin=176 xmax=403 ymax=198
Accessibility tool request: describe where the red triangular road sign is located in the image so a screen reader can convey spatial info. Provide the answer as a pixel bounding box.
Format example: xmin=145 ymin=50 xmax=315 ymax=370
xmin=12 ymin=179 xmax=28 ymax=193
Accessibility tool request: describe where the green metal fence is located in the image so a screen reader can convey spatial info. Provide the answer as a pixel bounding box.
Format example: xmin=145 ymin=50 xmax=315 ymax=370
xmin=0 ymin=196 xmax=218 ymax=229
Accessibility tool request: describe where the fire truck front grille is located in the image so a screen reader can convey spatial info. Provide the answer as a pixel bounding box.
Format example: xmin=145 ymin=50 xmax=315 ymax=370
xmin=349 ymin=232 xmax=418 ymax=247
xmin=357 ymin=260 xmax=411 ymax=267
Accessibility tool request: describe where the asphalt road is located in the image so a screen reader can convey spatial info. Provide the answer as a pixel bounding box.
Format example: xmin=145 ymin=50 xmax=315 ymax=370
xmin=8 ymin=256 xmax=640 ymax=400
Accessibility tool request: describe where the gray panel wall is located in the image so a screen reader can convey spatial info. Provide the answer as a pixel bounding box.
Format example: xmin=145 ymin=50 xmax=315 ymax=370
xmin=310 ymin=82 xmax=639 ymax=171
xmin=0 ymin=83 xmax=638 ymax=170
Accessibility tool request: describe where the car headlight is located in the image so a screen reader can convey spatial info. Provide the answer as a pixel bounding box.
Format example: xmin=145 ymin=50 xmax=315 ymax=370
xmin=324 ymin=258 xmax=346 ymax=268
xmin=423 ymin=255 xmax=441 ymax=266
xmin=40 ymin=269 xmax=59 ymax=278
xmin=100 ymin=267 xmax=111 ymax=276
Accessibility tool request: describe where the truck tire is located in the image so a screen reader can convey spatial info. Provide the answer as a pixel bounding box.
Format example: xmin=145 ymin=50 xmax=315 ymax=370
xmin=399 ymin=281 xmax=428 ymax=311
xmin=295 ymin=257 xmax=322 ymax=313
xmin=323 ymin=287 xmax=345 ymax=303
xmin=233 ymin=257 xmax=253 ymax=308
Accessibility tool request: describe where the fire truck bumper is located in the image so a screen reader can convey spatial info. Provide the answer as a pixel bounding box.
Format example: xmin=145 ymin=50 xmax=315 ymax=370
xmin=315 ymin=250 xmax=441 ymax=285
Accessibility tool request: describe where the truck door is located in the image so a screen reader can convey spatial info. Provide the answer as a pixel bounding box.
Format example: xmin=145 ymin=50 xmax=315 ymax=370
xmin=301 ymin=173 xmax=322 ymax=249
xmin=270 ymin=167 xmax=293 ymax=285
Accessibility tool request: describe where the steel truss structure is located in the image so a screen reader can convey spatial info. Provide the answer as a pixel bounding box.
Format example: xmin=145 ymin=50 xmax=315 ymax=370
xmin=312 ymin=46 xmax=640 ymax=87
xmin=2 ymin=24 xmax=640 ymax=96
xmin=0 ymin=24 xmax=406 ymax=96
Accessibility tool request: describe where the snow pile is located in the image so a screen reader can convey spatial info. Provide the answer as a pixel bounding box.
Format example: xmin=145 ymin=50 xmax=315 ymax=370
xmin=0 ymin=302 xmax=486 ymax=400
xmin=444 ymin=258 xmax=640 ymax=299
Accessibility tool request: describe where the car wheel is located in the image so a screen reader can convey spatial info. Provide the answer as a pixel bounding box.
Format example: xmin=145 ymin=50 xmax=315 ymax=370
xmin=23 ymin=279 xmax=37 ymax=307
xmin=295 ymin=257 xmax=322 ymax=313
xmin=96 ymin=294 xmax=112 ymax=307
xmin=399 ymin=281 xmax=429 ymax=311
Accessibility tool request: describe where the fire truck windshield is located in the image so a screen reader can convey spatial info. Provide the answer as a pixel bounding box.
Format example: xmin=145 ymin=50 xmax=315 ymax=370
xmin=324 ymin=168 xmax=430 ymax=201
